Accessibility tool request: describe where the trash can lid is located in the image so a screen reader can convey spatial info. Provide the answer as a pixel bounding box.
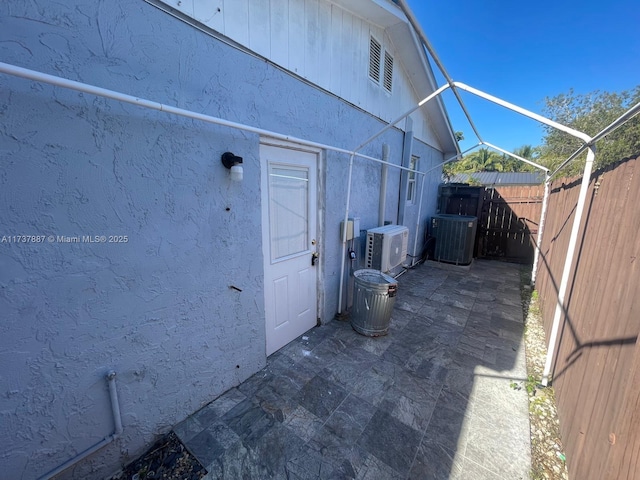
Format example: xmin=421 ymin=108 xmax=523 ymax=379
xmin=353 ymin=269 xmax=397 ymax=286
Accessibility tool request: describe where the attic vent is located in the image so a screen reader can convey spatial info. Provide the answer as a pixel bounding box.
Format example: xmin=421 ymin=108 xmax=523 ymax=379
xmin=383 ymin=51 xmax=393 ymax=92
xmin=369 ymin=37 xmax=381 ymax=82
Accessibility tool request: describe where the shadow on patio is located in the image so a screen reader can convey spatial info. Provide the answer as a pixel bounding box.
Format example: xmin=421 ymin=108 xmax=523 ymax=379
xmin=174 ymin=259 xmax=531 ymax=479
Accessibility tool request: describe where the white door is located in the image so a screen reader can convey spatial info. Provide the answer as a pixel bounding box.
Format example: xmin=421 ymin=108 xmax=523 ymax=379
xmin=261 ymin=143 xmax=319 ymax=355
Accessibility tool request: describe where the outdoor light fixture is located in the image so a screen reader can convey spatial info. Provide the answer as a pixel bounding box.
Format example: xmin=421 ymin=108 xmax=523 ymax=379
xmin=221 ymin=152 xmax=243 ymax=182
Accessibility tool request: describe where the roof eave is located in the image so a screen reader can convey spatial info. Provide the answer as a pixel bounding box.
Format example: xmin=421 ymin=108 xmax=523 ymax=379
xmin=331 ymin=0 xmax=459 ymax=154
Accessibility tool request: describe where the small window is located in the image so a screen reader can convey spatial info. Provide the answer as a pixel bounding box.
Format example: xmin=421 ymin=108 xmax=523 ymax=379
xmin=407 ymin=155 xmax=419 ymax=204
xmin=369 ymin=37 xmax=381 ymax=83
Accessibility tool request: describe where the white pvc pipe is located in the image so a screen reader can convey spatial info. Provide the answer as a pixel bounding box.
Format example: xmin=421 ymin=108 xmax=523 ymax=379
xmin=424 ymin=144 xmax=481 ymax=176
xmin=107 ymin=371 xmax=124 ymax=435
xmin=353 ymin=84 xmax=450 ymax=153
xmin=482 ymin=141 xmax=549 ymax=173
xmin=0 ymin=61 xmax=435 ymax=321
xmin=550 ymin=101 xmax=640 ymax=178
xmin=379 ymin=144 xmax=390 ymax=226
xmin=531 ymin=174 xmax=551 ymax=286
xmin=590 ymin=101 xmax=640 ymax=144
xmin=0 ymin=62 xmax=386 ymax=167
xmin=38 ymin=371 xmax=123 ymax=480
xmin=395 ymin=0 xmax=484 ymax=143
xmin=411 ymin=165 xmax=428 ymax=267
xmin=453 ymin=82 xmax=592 ymax=144
xmin=541 ymin=146 xmax=596 ymax=386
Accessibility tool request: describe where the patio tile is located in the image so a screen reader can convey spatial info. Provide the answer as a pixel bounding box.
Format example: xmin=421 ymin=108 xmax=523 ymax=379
xmin=431 ymin=291 xmax=477 ymax=310
xmin=283 ymin=405 xmax=324 ymax=443
xmin=333 ymin=393 xmax=377 ymax=427
xmin=423 ymin=402 xmax=470 ymax=452
xmin=380 ymin=340 xmax=419 ymax=367
xmin=306 ymin=431 xmax=367 ymax=475
xmin=408 ymin=441 xmax=464 ymax=480
xmin=204 ymin=440 xmax=269 ymax=479
xmin=173 ymin=415 xmax=203 ymax=445
xmin=223 ymin=398 xmax=276 ymax=448
xmin=358 ymin=409 xmax=422 ymax=476
xmin=351 ymin=368 xmax=395 ymax=406
xmin=284 ymin=444 xmax=338 ymax=479
xmin=298 ymin=375 xmax=349 ymax=420
xmin=169 ymin=260 xmax=530 ymax=480
xmin=251 ymin=423 xmax=307 ymax=477
xmin=192 ymin=387 xmax=247 ymax=428
xmin=395 ymin=293 xmax=426 ymax=313
xmin=186 ymin=428 xmax=226 ymax=468
xmin=410 ymin=358 xmax=449 ymax=384
xmin=390 ymin=393 xmax=437 ymax=432
xmin=355 ymin=452 xmax=405 ymax=480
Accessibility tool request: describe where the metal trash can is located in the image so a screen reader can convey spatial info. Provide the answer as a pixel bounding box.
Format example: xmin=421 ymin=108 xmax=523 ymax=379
xmin=351 ymin=269 xmax=398 ymax=336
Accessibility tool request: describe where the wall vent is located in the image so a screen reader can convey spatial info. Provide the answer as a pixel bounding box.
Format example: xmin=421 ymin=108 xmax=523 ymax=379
xmin=383 ymin=51 xmax=393 ymax=92
xmin=369 ymin=37 xmax=381 ymax=83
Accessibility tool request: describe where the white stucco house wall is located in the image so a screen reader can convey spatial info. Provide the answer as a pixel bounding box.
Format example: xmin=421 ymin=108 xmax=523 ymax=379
xmin=0 ymin=0 xmax=458 ymax=478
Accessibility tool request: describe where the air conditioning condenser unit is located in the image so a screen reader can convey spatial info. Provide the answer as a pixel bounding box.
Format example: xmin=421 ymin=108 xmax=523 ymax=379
xmin=365 ymin=225 xmax=409 ymax=272
xmin=431 ymin=214 xmax=477 ymax=265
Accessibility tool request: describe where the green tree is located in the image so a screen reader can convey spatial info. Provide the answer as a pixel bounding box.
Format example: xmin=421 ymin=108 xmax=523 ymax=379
xmin=443 ymin=145 xmax=540 ymax=179
xmin=465 ymin=148 xmax=504 ymax=172
xmin=509 ymin=145 xmax=541 ymax=172
xmin=538 ymin=86 xmax=640 ymax=174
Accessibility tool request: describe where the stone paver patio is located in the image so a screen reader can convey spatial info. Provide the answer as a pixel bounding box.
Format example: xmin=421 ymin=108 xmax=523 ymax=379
xmin=174 ymin=259 xmax=531 ymax=479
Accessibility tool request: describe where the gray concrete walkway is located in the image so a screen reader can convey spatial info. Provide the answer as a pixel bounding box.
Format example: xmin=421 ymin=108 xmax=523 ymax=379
xmin=174 ymin=260 xmax=531 ymax=479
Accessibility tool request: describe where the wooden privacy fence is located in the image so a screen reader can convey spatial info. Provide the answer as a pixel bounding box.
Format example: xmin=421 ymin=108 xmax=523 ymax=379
xmin=437 ymin=183 xmax=544 ymax=263
xmin=535 ymin=155 xmax=640 ymax=480
xmin=477 ymin=185 xmax=544 ymax=263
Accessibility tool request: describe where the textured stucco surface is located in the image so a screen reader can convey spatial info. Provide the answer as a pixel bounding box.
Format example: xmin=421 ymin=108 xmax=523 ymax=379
xmin=0 ymin=1 xmax=446 ymax=478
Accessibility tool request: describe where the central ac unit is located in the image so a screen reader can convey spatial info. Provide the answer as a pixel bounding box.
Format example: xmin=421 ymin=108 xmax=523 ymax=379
xmin=365 ymin=225 xmax=409 ymax=272
xmin=431 ymin=214 xmax=477 ymax=265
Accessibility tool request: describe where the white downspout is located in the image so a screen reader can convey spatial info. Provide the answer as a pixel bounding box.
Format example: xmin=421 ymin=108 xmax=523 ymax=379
xmin=38 ymin=371 xmax=123 ymax=480
xmin=337 ymin=154 xmax=356 ymax=315
xmin=379 ymin=144 xmax=390 ymax=226
xmin=541 ymin=146 xmax=596 ymax=386
xmin=411 ymin=166 xmax=427 ymax=267
xmin=531 ymin=174 xmax=551 ymax=286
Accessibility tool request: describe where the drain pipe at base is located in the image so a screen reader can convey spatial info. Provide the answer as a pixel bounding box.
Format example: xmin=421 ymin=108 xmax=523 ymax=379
xmin=38 ymin=371 xmax=123 ymax=480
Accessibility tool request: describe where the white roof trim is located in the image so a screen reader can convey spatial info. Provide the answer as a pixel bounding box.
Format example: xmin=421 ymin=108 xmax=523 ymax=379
xmin=331 ymin=0 xmax=458 ymax=154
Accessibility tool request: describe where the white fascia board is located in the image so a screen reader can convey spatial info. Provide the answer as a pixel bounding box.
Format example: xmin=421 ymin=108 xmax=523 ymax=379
xmin=329 ymin=0 xmax=405 ymax=28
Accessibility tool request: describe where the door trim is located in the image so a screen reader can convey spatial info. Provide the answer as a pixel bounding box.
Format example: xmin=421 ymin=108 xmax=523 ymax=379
xmin=260 ymin=138 xmax=324 ymax=351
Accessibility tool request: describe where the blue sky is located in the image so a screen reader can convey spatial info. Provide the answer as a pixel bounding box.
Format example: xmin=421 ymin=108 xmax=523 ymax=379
xmin=406 ymin=0 xmax=640 ymax=153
